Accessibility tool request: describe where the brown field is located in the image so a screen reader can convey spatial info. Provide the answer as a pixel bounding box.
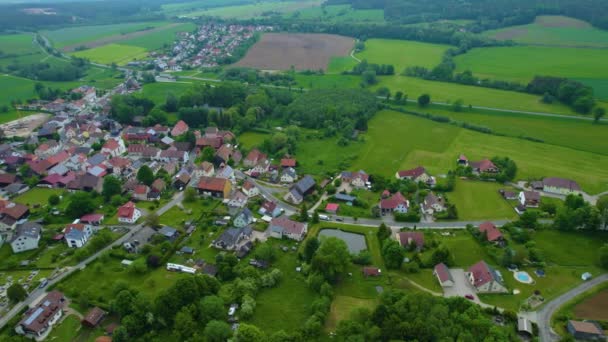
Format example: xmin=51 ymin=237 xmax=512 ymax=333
xmin=574 ymin=290 xmax=608 ymax=321
xmin=62 ymin=23 xmax=180 ymax=52
xmin=0 ymin=113 xmax=50 ymax=138
xmin=494 ymin=28 xmax=528 ymax=40
xmin=234 ymin=33 xmax=354 ymax=71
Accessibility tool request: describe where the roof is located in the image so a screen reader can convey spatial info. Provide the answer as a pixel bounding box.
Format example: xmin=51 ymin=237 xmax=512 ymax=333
xmin=518 ymin=317 xmax=533 ymax=335
xmin=568 ymin=320 xmax=603 ymax=335
xmin=471 ymin=159 xmax=498 ymax=172
xmin=543 ymin=177 xmax=581 ymax=191
xmin=245 ymin=149 xmax=267 ymax=163
xmin=118 ymin=201 xmax=137 ymax=219
xmin=458 ymin=154 xmax=468 ymax=161
xmin=197 ymin=177 xmax=228 ymax=192
xmin=424 ymin=192 xmax=443 ymax=207
xmin=19 ymin=291 xmax=64 ymax=334
xmin=1 ymin=202 xmax=29 ymax=220
xmin=65 ymin=224 xmax=88 ymax=240
xmin=434 ymin=263 xmax=453 ymax=283
xmin=363 ymin=267 xmax=381 ymax=276
xmin=523 ymin=191 xmax=541 ymax=201
xmin=102 ymin=139 xmax=120 ymax=151
xmin=134 ymin=185 xmax=149 ymax=195
xmin=335 ymin=193 xmax=356 ymax=202
xmin=82 ymin=307 xmax=105 ymax=327
xmin=270 ymin=216 xmax=306 ymax=236
xmin=201 ymin=161 xmax=214 ymax=173
xmin=397 ymin=166 xmax=427 ymax=179
xmin=151 ymin=178 xmax=166 ymax=191
xmin=215 ymin=227 xmax=251 ymax=247
xmin=159 ymin=226 xmax=178 ymax=238
xmin=469 ymin=261 xmax=502 ymax=288
xmin=10 ymin=222 xmax=41 ymax=242
xmin=397 ymin=231 xmax=424 ymax=249
xmin=80 ymin=213 xmax=104 ymax=223
xmin=325 ymin=203 xmax=339 ymax=211
xmin=171 ymin=120 xmax=189 ymax=136
xmin=479 ymin=222 xmax=503 ymax=242
xmin=294 ymin=175 xmax=315 ymax=195
xmin=380 ymin=192 xmax=408 ymax=210
xmin=280 ymin=158 xmax=296 ymax=167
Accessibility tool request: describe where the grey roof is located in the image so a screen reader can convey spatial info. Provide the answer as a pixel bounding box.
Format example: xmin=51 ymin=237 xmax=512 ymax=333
xmin=282 ymin=167 xmax=296 ymax=178
xmin=335 ymin=193 xmax=356 ymax=202
xmin=74 ymin=147 xmax=91 ymax=155
xmin=65 ymin=227 xmax=84 ymax=240
xmin=4 ymin=183 xmax=27 ymax=194
xmin=49 ymin=164 xmax=69 ymax=175
xmin=87 ymin=153 xmax=106 ymax=166
xmin=11 ymin=222 xmax=42 ymax=242
xmin=294 ymin=175 xmax=315 ymax=195
xmin=236 ymin=208 xmax=253 ymax=222
xmin=215 ymin=227 xmax=252 ymax=248
xmin=518 ymin=317 xmax=533 ymax=334
xmin=159 ymin=226 xmax=178 ymax=238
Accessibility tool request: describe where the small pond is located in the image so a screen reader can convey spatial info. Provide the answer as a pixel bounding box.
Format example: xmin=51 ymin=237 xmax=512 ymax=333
xmin=318 ymin=229 xmax=367 ymax=254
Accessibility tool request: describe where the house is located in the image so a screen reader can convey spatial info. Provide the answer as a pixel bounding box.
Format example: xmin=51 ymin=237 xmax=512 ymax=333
xmin=171 ymin=120 xmax=189 ymax=137
xmin=258 ymin=201 xmax=282 ymax=218
xmin=519 ymin=191 xmax=541 ymax=208
xmin=280 ymin=168 xmax=297 ymax=183
xmin=0 ymin=201 xmax=30 ymax=231
xmin=228 ymin=191 xmax=248 ymax=208
xmin=421 ymin=193 xmax=445 ymax=215
xmin=379 ymin=192 xmax=409 ymax=215
xmin=10 ymin=222 xmax=41 ymax=253
xmin=362 ymin=267 xmax=381 ymax=277
xmin=567 ymin=320 xmax=604 ymax=340
xmin=151 ymin=178 xmax=166 ymax=193
xmin=433 ymin=263 xmax=454 ymax=287
xmin=197 ymin=177 xmax=231 ymax=199
xmin=213 ymin=227 xmax=252 ymax=250
xmin=467 ymin=261 xmax=507 ymax=293
xmin=325 ymin=203 xmax=339 ymax=214
xmin=242 ymin=180 xmax=259 ymax=197
xmin=200 ymin=161 xmax=215 ymax=177
xmin=500 ymin=190 xmax=517 ymax=200
xmin=67 ymin=174 xmax=102 ymax=192
xmin=244 ymin=149 xmax=267 ymax=168
xmin=269 ymin=216 xmax=308 ymax=241
xmin=158 ymin=226 xmax=179 ymax=241
xmin=280 ymin=158 xmax=296 ymax=168
xmin=396 ymin=166 xmax=431 ymax=183
xmin=341 ymin=170 xmax=369 ymax=188
xmin=396 ymin=231 xmax=424 ymax=251
xmin=283 ymin=175 xmax=315 ymax=205
xmin=80 ymin=214 xmax=104 ymax=226
xmin=15 ymin=291 xmax=65 ymax=340
xmin=517 ymin=317 xmax=533 ymax=337
xmin=234 ymin=208 xmax=254 ymax=228
xmin=470 ymin=159 xmax=500 ymax=174
xmin=64 ymin=223 xmax=93 ymax=248
xmin=133 ymin=185 xmax=150 ymax=201
xmin=118 ymin=202 xmax=141 ymax=224
xmin=335 ymin=193 xmax=356 ymax=202
xmin=0 ymin=173 xmax=17 ymax=187
xmin=543 ymin=177 xmax=581 ymax=195
xmin=82 ymin=307 xmax=106 ymax=328
xmin=174 ymin=172 xmax=191 ymax=189
xmin=101 ymin=138 xmax=125 ymax=157
xmin=478 ymin=222 xmax=503 ymax=243
xmin=457 ymin=154 xmax=469 ymax=167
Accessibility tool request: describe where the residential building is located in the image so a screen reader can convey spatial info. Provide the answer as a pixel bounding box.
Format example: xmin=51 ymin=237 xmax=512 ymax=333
xmin=15 ymin=291 xmax=65 ymax=340
xmin=543 ymin=177 xmax=581 ymax=195
xmin=283 ymin=175 xmax=315 ymax=205
xmin=82 ymin=307 xmax=106 ymax=328
xmin=258 ymin=201 xmax=282 ymax=218
xmin=478 ymin=222 xmax=503 ymax=243
xmin=421 ymin=193 xmax=445 ymax=215
xmin=280 ymin=158 xmax=296 ymax=168
xmin=242 ymin=180 xmax=259 ymax=197
xmin=80 ymin=214 xmax=104 ymax=226
xmin=158 ymin=226 xmax=179 ymax=241
xmin=379 ymin=192 xmax=409 ymax=215
xmin=213 ymin=227 xmax=252 ymax=250
xmin=567 ymin=320 xmax=604 ymax=340
xmin=234 ymin=208 xmax=254 ymax=228
xmin=269 ymin=216 xmax=308 ymax=241
xmin=519 ymin=191 xmax=541 ymax=208
xmin=197 ymin=177 xmax=231 ymax=199
xmin=10 ymin=222 xmax=41 ymax=253
xmin=341 ymin=170 xmax=369 ymax=188
xmin=396 ymin=231 xmax=424 ymax=251
xmin=244 ymin=149 xmax=267 ymax=168
xmin=280 ymin=167 xmax=297 ymax=183
xmin=470 ymin=159 xmax=500 ymax=174
xmin=433 ymin=263 xmax=454 ymax=287
xmin=171 ymin=120 xmax=189 ymax=137
xmin=118 ymin=202 xmax=141 ymax=224
xmin=200 ymin=161 xmax=215 ymax=177
xmin=467 ymin=261 xmax=507 ymax=293
xmin=64 ymin=223 xmax=93 ymax=248
xmin=457 ymin=154 xmax=469 ymax=167
xmin=101 ymin=138 xmax=126 ymax=157
xmin=228 ymin=191 xmax=248 ymax=208
xmin=396 ymin=166 xmax=431 ymax=183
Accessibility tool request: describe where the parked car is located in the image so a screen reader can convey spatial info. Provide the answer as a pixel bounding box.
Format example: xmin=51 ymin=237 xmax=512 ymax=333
xmin=335 ymin=218 xmax=343 ymax=222
xmin=464 ymin=294 xmax=474 ymax=300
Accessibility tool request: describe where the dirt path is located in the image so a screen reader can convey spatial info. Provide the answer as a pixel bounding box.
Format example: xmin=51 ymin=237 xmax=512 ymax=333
xmin=62 ymin=23 xmax=181 ymax=52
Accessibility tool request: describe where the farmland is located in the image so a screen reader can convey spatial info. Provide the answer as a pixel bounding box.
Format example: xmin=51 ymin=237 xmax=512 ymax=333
xmin=181 ymin=0 xmax=322 ymax=19
xmin=119 ymin=23 xmax=196 ymax=50
xmin=290 ymin=4 xmax=385 ymax=23
xmin=0 ymin=33 xmax=36 ymax=55
xmin=235 ymin=33 xmax=354 ymax=71
xmin=574 ymin=290 xmax=608 ymax=321
xmin=454 ymin=46 xmax=608 ymax=83
xmin=355 ymin=39 xmax=450 ymax=72
xmin=0 ymin=75 xmax=79 ymax=106
xmin=485 ymin=16 xmax=608 ymax=48
xmin=72 ymin=44 xmax=149 ymax=65
xmin=448 ymin=180 xmax=517 ymax=220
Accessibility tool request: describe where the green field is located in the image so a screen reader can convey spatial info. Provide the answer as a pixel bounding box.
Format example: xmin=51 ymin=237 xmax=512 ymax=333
xmin=0 ymin=74 xmax=79 ymax=106
xmin=577 ymin=78 xmax=608 ymax=101
xmin=290 ymin=4 xmax=385 ymax=23
xmin=140 ymin=81 xmax=197 ymax=106
xmin=238 ymin=131 xmax=269 ymax=150
xmin=183 ymin=0 xmax=322 ymax=19
xmin=0 ymin=33 xmax=36 ymax=55
xmin=355 ymin=39 xmax=450 ymax=72
xmin=485 ymin=16 xmax=608 ymax=48
xmin=454 ymin=46 xmax=608 ymax=83
xmin=120 ymin=23 xmax=196 ymax=50
xmin=344 ymin=110 xmax=608 ymax=194
xmin=72 ymin=44 xmax=149 ymax=65
xmin=43 ymin=21 xmax=168 ymax=48
xmin=327 ymin=56 xmax=358 ymax=74
xmin=449 ymin=180 xmax=517 ymax=220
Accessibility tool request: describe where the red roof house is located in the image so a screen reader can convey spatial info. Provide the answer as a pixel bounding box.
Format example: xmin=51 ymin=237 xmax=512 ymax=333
xmin=280 ymin=158 xmax=296 ymax=168
xmin=325 ymin=203 xmax=339 ymax=214
xmin=478 ymin=221 xmax=503 ymax=242
xmin=171 ymin=120 xmax=189 ymax=137
xmin=397 ymin=231 xmax=424 ymax=250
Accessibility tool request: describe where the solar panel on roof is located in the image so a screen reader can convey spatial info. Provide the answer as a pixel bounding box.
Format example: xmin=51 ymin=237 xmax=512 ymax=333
xmin=24 ymin=308 xmax=44 ymax=325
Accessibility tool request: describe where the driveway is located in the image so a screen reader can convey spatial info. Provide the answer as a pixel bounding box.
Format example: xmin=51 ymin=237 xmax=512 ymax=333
xmin=443 ymin=269 xmax=478 ymax=300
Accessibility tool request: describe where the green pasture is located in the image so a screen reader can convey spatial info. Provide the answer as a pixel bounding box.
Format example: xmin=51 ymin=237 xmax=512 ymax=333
xmin=454 ymin=46 xmax=608 ymax=83
xmin=120 ymin=22 xmax=196 ymax=50
xmin=0 ymin=74 xmax=80 ymax=106
xmin=356 ymin=39 xmax=450 ymax=72
xmin=184 ymin=0 xmax=322 ymax=19
xmin=296 ymin=133 xmax=364 ymax=176
xmin=0 ymin=33 xmax=36 ymax=55
xmin=327 ymin=56 xmax=358 ymax=74
xmin=485 ymin=16 xmax=608 ymax=48
xmin=160 ymin=0 xmax=255 ymax=16
xmin=448 ymin=180 xmax=517 ymax=220
xmin=43 ymin=21 xmax=168 ymax=48
xmin=72 ymin=44 xmax=149 ymax=65
xmin=576 ymin=78 xmax=608 ymax=101
xmin=238 ymin=131 xmax=269 ymax=150
xmin=0 ymin=109 xmax=39 ymax=124
xmin=141 ymin=81 xmax=195 ymax=107
xmin=291 ymin=4 xmax=385 ymax=23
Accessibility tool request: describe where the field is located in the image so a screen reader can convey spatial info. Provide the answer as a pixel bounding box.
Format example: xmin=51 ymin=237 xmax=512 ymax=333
xmin=290 ymin=4 xmax=385 ymax=23
xmin=327 ymin=56 xmax=358 ymax=74
xmin=140 ymin=82 xmax=196 ymax=107
xmin=119 ymin=23 xmax=196 ymax=50
xmin=0 ymin=74 xmax=82 ymax=106
xmin=576 ymin=78 xmax=608 ymax=101
xmin=182 ymin=0 xmax=322 ymax=19
xmin=355 ymin=39 xmax=450 ymax=72
xmin=238 ymin=131 xmax=268 ymax=150
xmin=485 ymin=16 xmax=608 ymax=48
xmin=0 ymin=33 xmax=36 ymax=55
xmin=343 ymin=110 xmax=608 ymax=194
xmin=454 ymin=46 xmax=608 ymax=83
xmin=235 ymin=33 xmax=354 ymax=71
xmin=574 ymin=290 xmax=608 ymax=321
xmin=449 ymin=180 xmax=517 ymax=220
xmin=72 ymin=44 xmax=149 ymax=65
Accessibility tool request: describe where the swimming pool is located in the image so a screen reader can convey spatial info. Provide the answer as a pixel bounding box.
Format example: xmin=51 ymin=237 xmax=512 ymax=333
xmin=514 ymin=271 xmax=534 ymax=284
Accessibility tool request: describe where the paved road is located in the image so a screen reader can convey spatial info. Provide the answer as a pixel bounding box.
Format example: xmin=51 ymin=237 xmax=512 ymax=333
xmin=0 ymin=192 xmax=183 ymax=329
xmin=537 ymin=274 xmax=608 ymax=342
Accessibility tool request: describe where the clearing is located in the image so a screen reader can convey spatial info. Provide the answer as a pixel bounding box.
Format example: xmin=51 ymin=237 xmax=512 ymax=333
xmin=355 ymin=39 xmax=450 ymax=73
xmin=72 ymin=44 xmax=149 ymax=65
xmin=573 ymin=290 xmax=608 ymax=321
xmin=235 ymin=33 xmax=354 ymax=71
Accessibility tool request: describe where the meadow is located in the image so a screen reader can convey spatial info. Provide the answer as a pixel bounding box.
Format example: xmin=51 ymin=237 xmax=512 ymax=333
xmin=290 ymin=4 xmax=385 ymax=23
xmin=0 ymin=75 xmax=79 ymax=106
xmin=140 ymin=81 xmax=196 ymax=106
xmin=72 ymin=44 xmax=149 ymax=65
xmin=576 ymin=78 xmax=608 ymax=101
xmin=119 ymin=22 xmax=196 ymax=50
xmin=0 ymin=33 xmax=36 ymax=55
xmin=454 ymin=46 xmax=608 ymax=83
xmin=485 ymin=16 xmax=608 ymax=48
xmin=448 ymin=180 xmax=517 ymax=220
xmin=238 ymin=131 xmax=269 ymax=150
xmin=183 ymin=0 xmax=322 ymax=19
xmin=355 ymin=39 xmax=450 ymax=72
xmin=43 ymin=21 xmax=169 ymax=48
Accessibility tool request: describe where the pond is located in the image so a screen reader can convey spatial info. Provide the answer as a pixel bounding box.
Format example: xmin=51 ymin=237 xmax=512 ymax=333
xmin=318 ymin=229 xmax=367 ymax=254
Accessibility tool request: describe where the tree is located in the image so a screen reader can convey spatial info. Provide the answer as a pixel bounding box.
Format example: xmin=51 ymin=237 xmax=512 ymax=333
xmin=599 ymin=245 xmax=608 ymax=269
xmin=594 ymin=107 xmax=606 ymax=123
xmin=145 ymin=213 xmax=160 ymax=228
xmin=299 ymin=203 xmax=309 ymax=222
xmin=361 ymin=70 xmax=377 ymax=86
xmin=417 ymin=94 xmax=430 ymax=107
xmin=137 ymin=165 xmax=154 ymax=186
xmin=381 ymin=240 xmax=404 ymax=269
xmin=173 ymin=308 xmax=196 ymax=341
xmin=7 ymin=284 xmax=27 ymax=303
xmin=48 ymin=194 xmax=60 ymax=206
xmin=200 ymin=146 xmax=215 ymax=163
xmin=66 ymin=192 xmax=96 ymax=219
xmin=519 ymin=211 xmax=538 ymax=229
xmin=254 ymin=243 xmax=276 ymax=263
xmin=204 ymin=320 xmax=232 ymax=342
xmin=164 ymin=93 xmax=178 ymax=112
xmin=183 ymin=187 xmax=197 ymax=203
xmin=311 ymin=211 xmax=320 ymax=224
xmin=311 ymin=237 xmax=350 ymax=282
xmin=102 ymin=176 xmax=123 ymax=200
xmin=598 ymin=196 xmax=608 ymax=229
xmin=430 ymin=246 xmax=453 ymax=266
xmin=303 ymin=237 xmax=320 ymax=262
xmin=376 ymin=223 xmax=391 ymax=241
xmin=200 ymin=295 xmax=225 ymax=324
xmin=235 ymin=324 xmax=266 ymax=342
xmin=394 ymin=91 xmax=403 ymax=104
xmin=146 ymin=254 xmax=161 ymax=268
xmin=452 ymin=99 xmax=464 ymax=112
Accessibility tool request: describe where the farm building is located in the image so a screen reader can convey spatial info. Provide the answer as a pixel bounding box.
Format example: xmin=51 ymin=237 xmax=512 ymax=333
xmin=82 ymin=307 xmax=106 ymax=328
xmin=567 ymin=320 xmax=604 ymax=340
xmin=433 ymin=263 xmax=454 ymax=287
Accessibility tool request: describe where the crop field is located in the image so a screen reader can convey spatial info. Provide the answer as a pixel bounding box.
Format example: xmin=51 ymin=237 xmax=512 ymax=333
xmin=345 ymin=110 xmax=608 ymax=194
xmin=184 ymin=0 xmax=322 ymax=19
xmin=0 ymin=75 xmax=80 ymax=106
xmin=574 ymin=290 xmax=608 ymax=321
xmin=449 ymin=180 xmax=517 ymax=220
xmin=327 ymin=56 xmax=358 ymax=74
xmin=0 ymin=33 xmax=36 ymax=55
xmin=43 ymin=21 xmax=168 ymax=49
xmin=235 ymin=33 xmax=354 ymax=71
xmin=485 ymin=16 xmax=608 ymax=48
xmin=355 ymin=39 xmax=450 ymax=73
xmin=118 ymin=22 xmax=196 ymax=50
xmin=454 ymin=46 xmax=608 ymax=83
xmin=72 ymin=44 xmax=149 ymax=65
xmin=290 ymin=4 xmax=385 ymax=23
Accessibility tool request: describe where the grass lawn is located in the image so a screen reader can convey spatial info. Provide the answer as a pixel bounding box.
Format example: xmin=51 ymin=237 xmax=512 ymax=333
xmin=327 ymin=56 xmax=358 ymax=74
xmin=454 ymin=46 xmax=608 ymax=83
xmin=448 ymin=180 xmax=517 ymax=220
xmin=14 ymin=188 xmax=67 ymax=207
xmin=43 ymin=21 xmax=169 ymax=48
xmin=238 ymin=131 xmax=269 ymax=150
xmin=71 ymin=44 xmax=149 ymax=66
xmin=396 ymin=268 xmax=443 ymax=293
xmin=434 ymin=230 xmax=488 ymax=267
xmin=484 ymin=16 xmax=608 ymax=48
xmin=47 ymin=315 xmax=81 ymax=341
xmin=325 ymin=295 xmax=378 ymax=331
xmin=140 ymin=81 xmax=195 ymax=107
xmin=295 ymin=133 xmax=364 ymax=176
xmin=355 ymin=39 xmax=450 ymax=73
xmin=121 ymin=23 xmax=196 ymax=50
xmin=533 ymin=230 xmax=607 ymax=267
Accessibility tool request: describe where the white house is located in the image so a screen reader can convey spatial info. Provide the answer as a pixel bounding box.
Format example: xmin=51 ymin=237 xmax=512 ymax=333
xmin=543 ymin=177 xmax=581 ymax=195
xmin=15 ymin=291 xmax=65 ymax=340
xmin=269 ymin=216 xmax=308 ymax=241
xmin=280 ymin=168 xmax=297 ymax=183
xmin=467 ymin=261 xmax=508 ymax=293
xmin=10 ymin=222 xmax=41 ymax=253
xmin=118 ymin=201 xmax=141 ymax=224
xmin=64 ymin=223 xmax=93 ymax=248
xmin=422 ymin=193 xmax=445 ymax=215
xmin=101 ymin=138 xmax=126 ymax=158
xmin=242 ymin=180 xmax=259 ymax=197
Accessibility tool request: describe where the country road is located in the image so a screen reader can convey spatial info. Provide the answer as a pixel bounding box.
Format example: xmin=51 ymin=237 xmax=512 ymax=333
xmin=0 ymin=192 xmax=183 ymax=329
xmin=537 ymin=274 xmax=608 ymax=342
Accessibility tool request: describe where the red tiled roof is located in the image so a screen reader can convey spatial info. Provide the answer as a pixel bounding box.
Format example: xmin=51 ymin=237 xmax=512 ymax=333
xmin=0 ymin=202 xmax=29 ymax=220
xmin=397 ymin=166 xmax=426 ymax=179
xmin=397 ymin=231 xmax=424 ymax=249
xmin=118 ymin=201 xmax=137 ymax=218
xmin=102 ymin=139 xmax=120 ymax=151
xmin=325 ymin=203 xmax=339 ymax=212
xmin=379 ymin=192 xmax=408 ymax=210
xmin=245 ymin=149 xmax=266 ymax=163
xmin=134 ymin=185 xmax=149 ymax=195
xmin=479 ymin=222 xmax=502 ymax=242
xmin=171 ymin=120 xmax=189 ymax=136
xmin=434 ymin=263 xmax=452 ymax=282
xmin=80 ymin=213 xmax=104 ymax=223
xmin=197 ymin=177 xmax=227 ymax=192
xmin=468 ymin=260 xmax=498 ymax=288
xmin=46 ymin=151 xmax=69 ymax=166
xmin=471 ymin=159 xmax=498 ymax=172
xmin=0 ymin=173 xmax=17 ymax=184
xmin=280 ymin=158 xmax=296 ymax=167
xmin=543 ymin=177 xmax=581 ymax=191
xmin=271 ymin=216 xmax=306 ymax=235
xmin=363 ymin=267 xmax=381 ymax=276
